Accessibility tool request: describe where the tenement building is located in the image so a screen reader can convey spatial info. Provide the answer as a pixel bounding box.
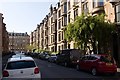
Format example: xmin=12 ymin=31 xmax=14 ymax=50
xmin=2 ymin=23 xmax=9 ymax=54
xmin=30 ymin=0 xmax=118 ymax=54
xmin=0 ymin=13 xmax=9 ymax=55
xmin=9 ymin=32 xmax=30 ymax=52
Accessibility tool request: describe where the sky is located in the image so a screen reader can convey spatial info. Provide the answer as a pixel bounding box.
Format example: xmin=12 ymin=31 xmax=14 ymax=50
xmin=0 ymin=0 xmax=59 ymax=35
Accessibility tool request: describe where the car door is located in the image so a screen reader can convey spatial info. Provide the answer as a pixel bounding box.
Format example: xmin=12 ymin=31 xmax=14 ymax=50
xmin=86 ymin=56 xmax=98 ymax=71
xmin=79 ymin=56 xmax=88 ymax=70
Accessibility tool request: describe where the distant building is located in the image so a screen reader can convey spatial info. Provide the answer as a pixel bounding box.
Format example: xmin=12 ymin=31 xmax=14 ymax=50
xmin=9 ymin=32 xmax=30 ymax=52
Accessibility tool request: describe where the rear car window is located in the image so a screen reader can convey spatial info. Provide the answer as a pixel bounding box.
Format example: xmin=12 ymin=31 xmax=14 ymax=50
xmin=100 ymin=55 xmax=114 ymax=63
xmin=6 ymin=60 xmax=36 ymax=70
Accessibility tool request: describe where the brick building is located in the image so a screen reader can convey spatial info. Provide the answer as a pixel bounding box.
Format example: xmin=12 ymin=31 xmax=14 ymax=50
xmin=0 ymin=13 xmax=9 ymax=55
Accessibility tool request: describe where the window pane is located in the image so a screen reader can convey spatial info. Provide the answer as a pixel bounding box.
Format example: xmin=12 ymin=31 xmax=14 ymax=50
xmin=93 ymin=0 xmax=97 ymax=8
xmin=116 ymin=12 xmax=120 ymax=23
xmin=116 ymin=5 xmax=120 ymax=13
xmin=98 ymin=0 xmax=104 ymax=6
xmin=64 ymin=2 xmax=67 ymax=13
xmin=64 ymin=16 xmax=67 ymax=26
xmin=68 ymin=14 xmax=70 ymax=23
xmin=68 ymin=1 xmax=70 ymax=10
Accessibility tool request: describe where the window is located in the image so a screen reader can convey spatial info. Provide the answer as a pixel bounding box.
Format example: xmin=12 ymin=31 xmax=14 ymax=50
xmin=61 ymin=31 xmax=64 ymax=40
xmin=62 ymin=17 xmax=64 ymax=26
xmin=62 ymin=45 xmax=64 ymax=50
xmin=68 ymin=1 xmax=70 ymax=10
xmin=98 ymin=0 xmax=104 ymax=7
xmin=81 ymin=56 xmax=89 ymax=60
xmin=116 ymin=13 xmax=120 ymax=22
xmin=83 ymin=2 xmax=88 ymax=15
xmin=53 ymin=24 xmax=55 ymax=32
xmin=62 ymin=16 xmax=67 ymax=26
xmin=88 ymin=56 xmax=97 ymax=60
xmin=64 ymin=2 xmax=67 ymax=13
xmin=58 ymin=20 xmax=61 ymax=29
xmin=116 ymin=5 xmax=120 ymax=23
xmin=74 ymin=9 xmax=78 ymax=20
xmin=58 ymin=32 xmax=61 ymax=41
xmin=100 ymin=55 xmax=114 ymax=63
xmin=58 ymin=10 xmax=61 ymax=18
xmin=51 ymin=35 xmax=54 ymax=43
xmin=53 ymin=35 xmax=55 ymax=42
xmin=64 ymin=16 xmax=67 ymax=26
xmin=74 ymin=0 xmax=79 ymax=5
xmin=48 ymin=27 xmax=50 ymax=34
xmin=93 ymin=0 xmax=97 ymax=8
xmin=58 ymin=46 xmax=61 ymax=51
xmin=68 ymin=14 xmax=70 ymax=23
xmin=51 ymin=25 xmax=53 ymax=33
xmin=51 ymin=17 xmax=53 ymax=23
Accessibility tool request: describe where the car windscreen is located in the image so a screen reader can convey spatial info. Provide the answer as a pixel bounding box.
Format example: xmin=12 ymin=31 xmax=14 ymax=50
xmin=6 ymin=60 xmax=36 ymax=70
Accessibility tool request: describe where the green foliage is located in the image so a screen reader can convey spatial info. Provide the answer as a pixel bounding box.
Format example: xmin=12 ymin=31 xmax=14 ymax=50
xmin=64 ymin=13 xmax=115 ymax=53
xmin=25 ymin=45 xmax=36 ymax=51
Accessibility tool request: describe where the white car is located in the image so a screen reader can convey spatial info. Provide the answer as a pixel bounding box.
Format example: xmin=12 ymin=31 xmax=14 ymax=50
xmin=11 ymin=54 xmax=26 ymax=58
xmin=2 ymin=56 xmax=41 ymax=79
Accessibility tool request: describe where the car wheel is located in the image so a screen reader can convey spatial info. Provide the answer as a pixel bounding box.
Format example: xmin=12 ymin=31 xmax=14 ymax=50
xmin=76 ymin=64 xmax=80 ymax=71
xmin=91 ymin=68 xmax=97 ymax=76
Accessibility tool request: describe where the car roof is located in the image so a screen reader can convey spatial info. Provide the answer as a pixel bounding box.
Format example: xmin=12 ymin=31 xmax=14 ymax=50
xmin=84 ymin=54 xmax=112 ymax=59
xmin=12 ymin=54 xmax=26 ymax=58
xmin=61 ymin=49 xmax=80 ymax=51
xmin=8 ymin=57 xmax=34 ymax=62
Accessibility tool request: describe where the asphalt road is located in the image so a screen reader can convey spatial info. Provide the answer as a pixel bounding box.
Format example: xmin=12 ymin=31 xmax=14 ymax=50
xmin=2 ymin=54 xmax=120 ymax=80
xmin=34 ymin=58 xmax=120 ymax=79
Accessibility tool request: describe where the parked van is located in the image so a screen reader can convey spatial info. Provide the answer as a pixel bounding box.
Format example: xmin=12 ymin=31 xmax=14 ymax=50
xmin=56 ymin=49 xmax=84 ymax=67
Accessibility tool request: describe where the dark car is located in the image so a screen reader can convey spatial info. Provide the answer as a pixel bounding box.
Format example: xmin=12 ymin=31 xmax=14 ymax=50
xmin=76 ymin=54 xmax=117 ymax=76
xmin=56 ymin=49 xmax=84 ymax=67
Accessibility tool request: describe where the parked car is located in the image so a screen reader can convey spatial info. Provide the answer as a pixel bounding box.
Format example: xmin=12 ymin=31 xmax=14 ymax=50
xmin=2 ymin=56 xmax=41 ymax=79
xmin=38 ymin=52 xmax=50 ymax=60
xmin=48 ymin=54 xmax=57 ymax=63
xmin=76 ymin=54 xmax=117 ymax=76
xmin=56 ymin=49 xmax=84 ymax=67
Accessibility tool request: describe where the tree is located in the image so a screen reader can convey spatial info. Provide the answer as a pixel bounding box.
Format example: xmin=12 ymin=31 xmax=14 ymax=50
xmin=64 ymin=13 xmax=115 ymax=54
xmin=25 ymin=45 xmax=36 ymax=52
